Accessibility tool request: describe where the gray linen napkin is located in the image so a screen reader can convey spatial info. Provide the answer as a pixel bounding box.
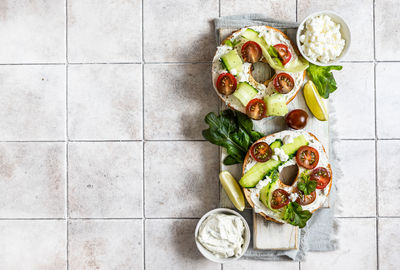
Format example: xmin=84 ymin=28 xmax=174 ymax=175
xmin=214 ymin=14 xmax=339 ymax=261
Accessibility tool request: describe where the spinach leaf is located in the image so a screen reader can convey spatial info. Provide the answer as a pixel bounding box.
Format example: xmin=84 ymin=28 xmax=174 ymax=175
xmin=236 ymin=111 xmax=264 ymax=141
xmin=307 ymin=63 xmax=342 ymax=99
xmin=297 ymin=170 xmax=317 ymax=195
xmin=282 ymin=202 xmax=312 ymax=228
xmin=202 ymin=110 xmax=265 ymax=165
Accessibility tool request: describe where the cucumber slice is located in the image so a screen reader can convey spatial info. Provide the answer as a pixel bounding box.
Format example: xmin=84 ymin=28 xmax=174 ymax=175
xmin=239 ymin=159 xmax=281 ymax=188
xmin=220 ymin=50 xmax=243 ymax=73
xmin=260 ymin=181 xmax=280 ymax=211
xmin=239 ymin=135 xmax=308 ymax=188
xmin=270 ymin=139 xmax=283 ymax=150
xmin=233 ymin=82 xmax=258 ymax=106
xmin=281 ymin=134 xmax=308 ymax=157
xmin=265 ymin=93 xmax=288 ymax=116
xmin=259 ymin=185 xmax=269 ymax=207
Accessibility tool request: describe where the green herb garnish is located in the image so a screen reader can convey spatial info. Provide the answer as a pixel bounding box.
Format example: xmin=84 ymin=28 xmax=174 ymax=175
xmin=307 ymin=63 xmax=343 ymax=99
xmin=282 ymin=202 xmax=312 ymax=228
xmin=297 ymin=170 xmax=317 ymax=195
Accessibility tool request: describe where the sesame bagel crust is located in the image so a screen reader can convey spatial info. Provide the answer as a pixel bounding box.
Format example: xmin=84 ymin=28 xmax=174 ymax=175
xmin=212 ymin=26 xmax=306 ymax=115
xmin=242 ymin=131 xmax=332 ymax=224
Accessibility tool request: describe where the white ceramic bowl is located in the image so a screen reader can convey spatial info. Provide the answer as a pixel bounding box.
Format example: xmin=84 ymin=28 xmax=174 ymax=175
xmin=194 ymin=208 xmax=250 ymax=263
xmin=296 ymin=11 xmax=351 ymax=66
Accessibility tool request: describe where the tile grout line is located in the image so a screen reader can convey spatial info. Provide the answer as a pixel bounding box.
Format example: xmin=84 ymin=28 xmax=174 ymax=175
xmin=141 ymin=0 xmax=146 ymax=269
xmin=2 ymin=60 xmax=400 ymax=66
xmin=373 ymin=0 xmax=379 ymax=269
xmin=65 ymin=0 xmax=70 ymax=269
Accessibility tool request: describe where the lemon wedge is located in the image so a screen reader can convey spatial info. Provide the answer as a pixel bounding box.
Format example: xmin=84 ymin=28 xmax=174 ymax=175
xmin=219 ymin=171 xmax=245 ymax=211
xmin=303 ymin=81 xmax=328 ymax=121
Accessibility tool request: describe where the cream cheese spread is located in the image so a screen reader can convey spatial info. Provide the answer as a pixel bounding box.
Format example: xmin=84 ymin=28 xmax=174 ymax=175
xmin=197 ymin=214 xmax=245 ymax=258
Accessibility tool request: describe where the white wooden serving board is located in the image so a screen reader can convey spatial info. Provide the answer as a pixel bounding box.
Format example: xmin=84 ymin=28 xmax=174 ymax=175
xmin=218 ymin=28 xmax=330 ymax=251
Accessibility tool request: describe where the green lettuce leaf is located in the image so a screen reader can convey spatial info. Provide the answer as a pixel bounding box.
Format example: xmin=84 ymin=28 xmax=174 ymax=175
xmin=282 ymin=202 xmax=312 ymax=228
xmin=307 ymin=63 xmax=343 ymax=99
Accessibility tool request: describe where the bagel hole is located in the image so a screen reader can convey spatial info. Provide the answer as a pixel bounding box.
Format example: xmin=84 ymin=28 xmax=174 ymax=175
xmin=280 ymin=164 xmax=299 ymax=186
xmin=251 ymin=62 xmax=275 ymax=83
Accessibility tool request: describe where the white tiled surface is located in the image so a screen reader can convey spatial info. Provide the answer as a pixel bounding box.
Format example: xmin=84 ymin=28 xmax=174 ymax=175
xmin=0 ymin=0 xmax=397 ymax=269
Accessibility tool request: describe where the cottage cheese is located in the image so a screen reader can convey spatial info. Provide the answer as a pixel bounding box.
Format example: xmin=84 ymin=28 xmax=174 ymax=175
xmin=299 ymin=15 xmax=345 ymax=63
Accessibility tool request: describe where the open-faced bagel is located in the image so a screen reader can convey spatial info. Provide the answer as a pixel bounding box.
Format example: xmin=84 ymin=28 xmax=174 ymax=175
xmin=240 ymin=130 xmax=332 ymax=225
xmin=212 ymin=26 xmax=307 ymax=118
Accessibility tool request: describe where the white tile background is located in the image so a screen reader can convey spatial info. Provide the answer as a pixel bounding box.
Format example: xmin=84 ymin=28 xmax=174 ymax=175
xmin=0 ymin=0 xmax=397 ymax=269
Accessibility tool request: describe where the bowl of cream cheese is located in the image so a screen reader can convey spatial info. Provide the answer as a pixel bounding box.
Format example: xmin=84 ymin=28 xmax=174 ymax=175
xmin=194 ymin=208 xmax=250 ymax=263
xmin=296 ymin=11 xmax=351 ymax=66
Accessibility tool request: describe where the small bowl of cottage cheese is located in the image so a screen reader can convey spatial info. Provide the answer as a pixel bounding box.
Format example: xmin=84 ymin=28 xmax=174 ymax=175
xmin=296 ymin=11 xmax=351 ymax=65
xmin=194 ymin=208 xmax=250 ymax=263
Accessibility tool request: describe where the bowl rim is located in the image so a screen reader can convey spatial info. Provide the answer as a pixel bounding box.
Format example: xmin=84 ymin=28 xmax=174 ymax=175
xmin=296 ymin=10 xmax=351 ymax=66
xmin=194 ymin=208 xmax=251 ymax=263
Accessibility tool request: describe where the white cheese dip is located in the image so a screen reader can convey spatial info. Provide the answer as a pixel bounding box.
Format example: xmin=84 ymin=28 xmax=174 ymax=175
xmin=197 ymin=213 xmax=245 ymax=258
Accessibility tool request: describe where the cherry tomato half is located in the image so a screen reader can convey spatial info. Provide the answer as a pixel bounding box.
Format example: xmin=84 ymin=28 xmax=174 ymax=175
xmin=285 ymin=109 xmax=308 ymax=130
xmin=273 ymin=44 xmax=292 ymax=65
xmin=216 ymin=73 xmax=237 ymax=96
xmin=241 ymin=41 xmax=262 ymax=63
xmin=246 ymin=98 xmax=266 ymax=120
xmin=294 ymin=187 xmax=316 ymax=206
xmin=296 ymin=146 xmax=319 ymax=169
xmin=273 ymin=73 xmax=294 ymax=94
xmin=271 ymin=189 xmax=290 ymax=209
xmin=250 ymin=142 xmax=272 ymax=163
xmin=310 ymin=167 xmax=331 ymax=189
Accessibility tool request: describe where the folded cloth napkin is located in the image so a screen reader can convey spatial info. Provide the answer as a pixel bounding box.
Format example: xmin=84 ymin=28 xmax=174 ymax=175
xmin=214 ymin=14 xmax=340 ymax=261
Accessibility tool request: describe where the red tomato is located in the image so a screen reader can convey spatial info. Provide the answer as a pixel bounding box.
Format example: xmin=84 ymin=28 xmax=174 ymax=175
xmin=310 ymin=167 xmax=331 ymax=189
xmin=216 ymin=73 xmax=237 ymax=95
xmin=246 ymin=98 xmax=266 ymax=120
xmin=241 ymin=41 xmax=262 ymax=63
xmin=273 ymin=44 xmax=292 ymax=65
xmin=273 ymin=73 xmax=294 ymax=94
xmin=294 ymin=187 xmax=316 ymax=206
xmin=296 ymin=146 xmax=319 ymax=169
xmin=271 ymin=189 xmax=290 ymax=209
xmin=250 ymin=142 xmax=272 ymax=163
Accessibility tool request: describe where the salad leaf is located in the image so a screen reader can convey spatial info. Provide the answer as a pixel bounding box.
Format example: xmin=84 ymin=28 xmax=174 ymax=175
xmin=307 ymin=63 xmax=343 ymax=99
xmin=282 ymin=202 xmax=312 ymax=228
xmin=297 ymin=170 xmax=317 ymax=195
xmin=235 ymin=111 xmax=264 ymax=142
xmin=202 ymin=110 xmax=265 ymax=165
